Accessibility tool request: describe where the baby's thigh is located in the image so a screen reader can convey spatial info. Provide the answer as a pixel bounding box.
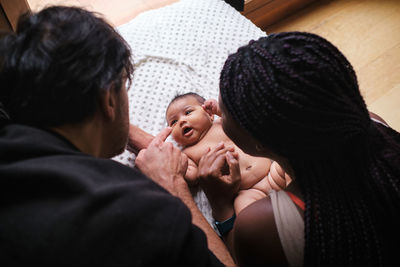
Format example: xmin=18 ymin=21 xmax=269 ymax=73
xmin=234 ymin=189 xmax=268 ymax=215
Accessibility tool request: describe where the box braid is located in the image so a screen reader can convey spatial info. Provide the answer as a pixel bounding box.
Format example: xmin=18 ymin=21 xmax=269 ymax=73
xmin=220 ymin=32 xmax=400 ymax=266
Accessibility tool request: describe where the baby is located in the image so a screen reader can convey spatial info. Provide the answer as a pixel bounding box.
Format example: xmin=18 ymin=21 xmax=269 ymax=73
xmin=165 ymin=92 xmax=291 ymax=213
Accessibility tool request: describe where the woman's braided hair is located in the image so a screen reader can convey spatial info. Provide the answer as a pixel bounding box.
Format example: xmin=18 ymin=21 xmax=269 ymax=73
xmin=220 ymin=32 xmax=400 ymax=266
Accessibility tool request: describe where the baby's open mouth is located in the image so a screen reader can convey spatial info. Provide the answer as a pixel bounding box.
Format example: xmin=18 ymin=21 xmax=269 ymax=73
xmin=183 ymin=127 xmax=193 ymax=136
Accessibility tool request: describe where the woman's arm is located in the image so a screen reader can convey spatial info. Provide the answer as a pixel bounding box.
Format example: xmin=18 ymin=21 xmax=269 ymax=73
xmin=233 ymin=198 xmax=289 ymax=267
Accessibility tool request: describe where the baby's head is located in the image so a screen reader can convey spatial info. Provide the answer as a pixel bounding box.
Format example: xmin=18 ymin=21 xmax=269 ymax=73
xmin=166 ymin=93 xmax=214 ymax=147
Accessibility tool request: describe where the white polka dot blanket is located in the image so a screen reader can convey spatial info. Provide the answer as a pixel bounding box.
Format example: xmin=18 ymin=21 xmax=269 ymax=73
xmin=115 ymin=0 xmax=266 ymax=226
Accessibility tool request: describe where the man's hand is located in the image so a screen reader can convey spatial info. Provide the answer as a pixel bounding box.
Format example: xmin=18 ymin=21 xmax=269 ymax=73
xmin=135 ymin=127 xmax=188 ymax=195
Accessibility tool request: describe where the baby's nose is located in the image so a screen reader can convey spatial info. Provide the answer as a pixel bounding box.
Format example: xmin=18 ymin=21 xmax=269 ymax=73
xmin=179 ymin=119 xmax=186 ymax=127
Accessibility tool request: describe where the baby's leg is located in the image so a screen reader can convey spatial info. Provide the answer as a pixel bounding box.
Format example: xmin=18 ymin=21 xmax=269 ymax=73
xmin=269 ymin=161 xmax=292 ymax=188
xmin=234 ymin=161 xmax=292 ymax=214
xmin=234 ymin=188 xmax=268 ymax=215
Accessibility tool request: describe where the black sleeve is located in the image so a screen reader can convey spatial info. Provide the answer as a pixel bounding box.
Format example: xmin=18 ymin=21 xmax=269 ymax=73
xmin=168 ymin=203 xmax=225 ymax=267
xmin=0 ymin=101 xmax=10 ymax=126
xmin=0 ymin=152 xmax=225 ymax=266
xmin=70 ymin=179 xmax=225 ymax=267
xmin=63 ymin=171 xmax=225 ymax=267
xmin=224 ymin=0 xmax=244 ymax=12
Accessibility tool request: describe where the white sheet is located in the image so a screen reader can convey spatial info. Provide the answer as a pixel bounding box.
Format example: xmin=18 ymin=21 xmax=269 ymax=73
xmin=115 ymin=0 xmax=266 ymax=225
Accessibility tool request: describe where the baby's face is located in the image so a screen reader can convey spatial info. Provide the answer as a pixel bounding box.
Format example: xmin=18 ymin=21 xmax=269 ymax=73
xmin=166 ymin=96 xmax=213 ymax=147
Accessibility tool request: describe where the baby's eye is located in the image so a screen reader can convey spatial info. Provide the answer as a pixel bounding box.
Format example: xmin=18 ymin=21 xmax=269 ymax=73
xmin=185 ymin=110 xmax=192 ymax=115
xmin=170 ymin=120 xmax=177 ymax=126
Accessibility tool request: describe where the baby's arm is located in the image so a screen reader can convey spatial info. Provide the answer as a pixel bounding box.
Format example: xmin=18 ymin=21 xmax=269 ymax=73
xmin=202 ymin=99 xmax=221 ymax=117
xmin=268 ymin=161 xmax=292 ymax=188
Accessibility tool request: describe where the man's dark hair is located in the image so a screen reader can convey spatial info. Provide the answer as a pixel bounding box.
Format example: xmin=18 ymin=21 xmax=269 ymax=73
xmin=220 ymin=32 xmax=400 ymax=266
xmin=0 ymin=6 xmax=133 ymax=127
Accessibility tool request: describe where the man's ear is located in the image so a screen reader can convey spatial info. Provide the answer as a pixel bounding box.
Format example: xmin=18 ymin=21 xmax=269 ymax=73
xmin=98 ymin=86 xmax=117 ymax=121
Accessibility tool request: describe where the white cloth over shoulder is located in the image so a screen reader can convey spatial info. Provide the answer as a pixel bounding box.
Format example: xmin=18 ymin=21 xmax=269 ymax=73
xmin=270 ymin=190 xmax=304 ymax=267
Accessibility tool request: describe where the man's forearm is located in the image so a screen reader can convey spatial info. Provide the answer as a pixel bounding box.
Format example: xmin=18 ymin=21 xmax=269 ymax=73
xmin=174 ymin=181 xmax=236 ymax=267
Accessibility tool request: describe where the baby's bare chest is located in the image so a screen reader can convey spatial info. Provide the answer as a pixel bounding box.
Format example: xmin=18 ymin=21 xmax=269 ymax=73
xmin=184 ymin=124 xmax=231 ymax=164
xmin=183 ymin=123 xmax=271 ymax=190
xmin=183 ymin=124 xmax=268 ymax=169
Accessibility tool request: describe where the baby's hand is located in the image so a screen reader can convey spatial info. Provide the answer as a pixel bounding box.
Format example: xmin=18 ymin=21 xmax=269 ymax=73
xmin=202 ymin=99 xmax=221 ymax=117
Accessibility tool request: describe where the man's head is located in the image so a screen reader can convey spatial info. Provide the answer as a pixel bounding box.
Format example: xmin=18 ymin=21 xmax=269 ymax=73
xmin=166 ymin=93 xmax=213 ymax=147
xmin=0 ymin=6 xmax=134 ymax=157
xmin=0 ymin=6 xmax=133 ymax=128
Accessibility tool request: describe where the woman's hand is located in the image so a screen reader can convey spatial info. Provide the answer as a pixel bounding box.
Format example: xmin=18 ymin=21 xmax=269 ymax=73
xmin=202 ymin=98 xmax=221 ymax=117
xmin=135 ymin=127 xmax=188 ymax=195
xmin=198 ymin=142 xmax=241 ymax=221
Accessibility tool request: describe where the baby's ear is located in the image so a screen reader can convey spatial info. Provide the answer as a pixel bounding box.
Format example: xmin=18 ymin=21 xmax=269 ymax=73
xmin=203 ymin=104 xmax=213 ymax=117
xmin=204 ymin=108 xmax=214 ymax=121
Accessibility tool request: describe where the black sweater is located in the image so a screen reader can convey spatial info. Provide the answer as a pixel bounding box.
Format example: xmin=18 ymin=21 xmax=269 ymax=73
xmin=0 ymin=124 xmax=222 ymax=267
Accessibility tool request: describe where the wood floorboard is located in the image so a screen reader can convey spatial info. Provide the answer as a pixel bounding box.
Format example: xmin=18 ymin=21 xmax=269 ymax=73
xmin=266 ymin=0 xmax=400 ymax=131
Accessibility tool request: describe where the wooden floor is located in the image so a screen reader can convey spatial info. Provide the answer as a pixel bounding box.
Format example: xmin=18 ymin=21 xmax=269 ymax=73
xmin=267 ymin=0 xmax=400 ymax=132
xmin=27 ymin=0 xmax=400 ymax=132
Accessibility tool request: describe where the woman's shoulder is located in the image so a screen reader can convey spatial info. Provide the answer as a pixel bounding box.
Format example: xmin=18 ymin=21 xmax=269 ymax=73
xmin=233 ymin=196 xmax=290 ymax=267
